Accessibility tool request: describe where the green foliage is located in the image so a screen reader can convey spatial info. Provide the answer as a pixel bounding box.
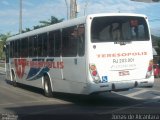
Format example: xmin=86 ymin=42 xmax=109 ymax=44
xmin=0 ymin=16 xmax=64 ymax=59
xmin=0 ymin=32 xmax=11 ymax=43
xmin=24 ymin=16 xmax=64 ymax=32
xmin=22 ymin=28 xmax=31 ymax=33
xmin=0 ymin=32 xmax=11 ymax=59
xmin=39 ymin=16 xmax=64 ymax=26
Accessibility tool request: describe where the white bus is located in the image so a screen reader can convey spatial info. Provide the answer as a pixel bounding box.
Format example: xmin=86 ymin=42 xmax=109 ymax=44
xmin=5 ymin=13 xmax=154 ymax=97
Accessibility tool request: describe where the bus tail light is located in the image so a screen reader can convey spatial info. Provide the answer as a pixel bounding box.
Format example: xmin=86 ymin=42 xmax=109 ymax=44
xmin=89 ymin=64 xmax=101 ymax=83
xmin=146 ymin=60 xmax=153 ymax=79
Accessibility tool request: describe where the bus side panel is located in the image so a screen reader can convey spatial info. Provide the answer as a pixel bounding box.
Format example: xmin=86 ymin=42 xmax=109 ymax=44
xmin=53 ymin=57 xmax=87 ymax=94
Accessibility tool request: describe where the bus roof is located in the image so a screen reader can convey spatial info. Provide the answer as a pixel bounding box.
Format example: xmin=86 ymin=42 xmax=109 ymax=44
xmin=7 ymin=13 xmax=147 ymax=42
xmin=7 ymin=16 xmax=86 ymax=42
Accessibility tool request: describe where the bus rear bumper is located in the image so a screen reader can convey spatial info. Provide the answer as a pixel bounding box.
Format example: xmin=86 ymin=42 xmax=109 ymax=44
xmin=86 ymin=78 xmax=154 ymax=94
xmin=137 ymin=77 xmax=154 ymax=88
xmin=86 ymin=81 xmax=134 ymax=94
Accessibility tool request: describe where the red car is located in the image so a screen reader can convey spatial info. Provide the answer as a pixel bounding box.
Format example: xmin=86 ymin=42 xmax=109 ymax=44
xmin=153 ymin=64 xmax=160 ymax=78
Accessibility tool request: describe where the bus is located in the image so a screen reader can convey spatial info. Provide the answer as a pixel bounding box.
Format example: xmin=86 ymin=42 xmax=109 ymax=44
xmin=5 ymin=13 xmax=154 ymax=97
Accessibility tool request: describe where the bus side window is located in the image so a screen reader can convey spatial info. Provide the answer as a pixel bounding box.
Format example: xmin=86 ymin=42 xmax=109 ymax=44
xmin=48 ymin=31 xmax=55 ymax=57
xmin=21 ymin=37 xmax=28 ymax=57
xmin=42 ymin=33 xmax=48 ymax=57
xmin=6 ymin=44 xmax=9 ymax=63
xmin=33 ymin=36 xmax=38 ymax=57
xmin=9 ymin=42 xmax=12 ymax=58
xmin=29 ymin=37 xmax=33 ymax=57
xmin=14 ymin=40 xmax=18 ymax=58
xmin=62 ymin=26 xmax=78 ymax=57
xmin=29 ymin=35 xmax=37 ymax=57
xmin=77 ymin=24 xmax=85 ymax=56
xmin=15 ymin=39 xmax=21 ymax=58
xmin=54 ymin=31 xmax=61 ymax=57
xmin=37 ymin=34 xmax=43 ymax=57
xmin=10 ymin=42 xmax=13 ymax=58
xmin=10 ymin=41 xmax=14 ymax=58
xmin=17 ymin=40 xmax=21 ymax=58
xmin=38 ymin=33 xmax=48 ymax=57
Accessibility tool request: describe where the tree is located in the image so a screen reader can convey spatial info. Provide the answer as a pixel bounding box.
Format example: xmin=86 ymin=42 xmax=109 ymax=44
xmin=22 ymin=28 xmax=31 ymax=33
xmin=22 ymin=16 xmax=64 ymax=32
xmin=0 ymin=32 xmax=11 ymax=42
xmin=39 ymin=16 xmax=64 ymax=27
xmin=23 ymin=16 xmax=64 ymax=32
xmin=0 ymin=32 xmax=11 ymax=59
xmin=33 ymin=25 xmax=43 ymax=30
xmin=34 ymin=16 xmax=64 ymax=29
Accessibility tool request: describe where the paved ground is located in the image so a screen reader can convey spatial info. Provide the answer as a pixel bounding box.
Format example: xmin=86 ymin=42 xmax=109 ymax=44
xmin=0 ymin=72 xmax=160 ymax=120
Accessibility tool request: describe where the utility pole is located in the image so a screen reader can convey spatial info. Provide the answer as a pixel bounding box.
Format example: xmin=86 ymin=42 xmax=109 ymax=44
xmin=65 ymin=0 xmax=69 ymax=20
xmin=19 ymin=0 xmax=22 ymax=34
xmin=84 ymin=0 xmax=88 ymax=16
xmin=70 ymin=0 xmax=77 ymax=19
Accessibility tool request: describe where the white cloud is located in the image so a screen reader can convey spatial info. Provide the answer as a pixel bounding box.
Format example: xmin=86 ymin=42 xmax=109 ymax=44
xmin=78 ymin=0 xmax=151 ymax=15
xmin=0 ymin=9 xmax=19 ymax=27
xmin=0 ymin=9 xmax=18 ymax=17
xmin=23 ymin=1 xmax=34 ymax=7
xmin=0 ymin=0 xmax=159 ymax=36
xmin=0 ymin=0 xmax=68 ymax=34
xmin=22 ymin=1 xmax=67 ymax=29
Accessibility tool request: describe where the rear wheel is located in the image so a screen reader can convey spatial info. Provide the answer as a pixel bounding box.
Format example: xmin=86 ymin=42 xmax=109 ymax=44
xmin=44 ymin=75 xmax=53 ymax=97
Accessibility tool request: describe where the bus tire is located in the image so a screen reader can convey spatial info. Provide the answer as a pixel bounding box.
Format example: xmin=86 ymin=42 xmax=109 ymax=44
xmin=11 ymin=70 xmax=17 ymax=87
xmin=44 ymin=75 xmax=53 ymax=97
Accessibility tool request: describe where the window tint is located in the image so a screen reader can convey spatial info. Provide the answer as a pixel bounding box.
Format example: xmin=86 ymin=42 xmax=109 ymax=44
xmin=10 ymin=40 xmax=21 ymax=58
xmin=14 ymin=40 xmax=18 ymax=58
xmin=37 ymin=34 xmax=43 ymax=57
xmin=29 ymin=35 xmax=37 ymax=57
xmin=48 ymin=30 xmax=61 ymax=57
xmin=10 ymin=41 xmax=14 ymax=58
xmin=48 ymin=31 xmax=55 ymax=56
xmin=42 ymin=33 xmax=48 ymax=57
xmin=77 ymin=24 xmax=85 ymax=56
xmin=28 ymin=37 xmax=33 ymax=57
xmin=21 ymin=38 xmax=28 ymax=57
xmin=55 ymin=31 xmax=61 ymax=57
xmin=8 ymin=25 xmax=85 ymax=58
xmin=37 ymin=33 xmax=47 ymax=57
xmin=91 ymin=16 xmax=149 ymax=43
xmin=17 ymin=40 xmax=21 ymax=57
xmin=6 ymin=44 xmax=9 ymax=63
xmin=62 ymin=26 xmax=78 ymax=57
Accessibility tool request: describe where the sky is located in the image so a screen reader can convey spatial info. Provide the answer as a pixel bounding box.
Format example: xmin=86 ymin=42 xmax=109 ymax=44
xmin=0 ymin=0 xmax=160 ymax=36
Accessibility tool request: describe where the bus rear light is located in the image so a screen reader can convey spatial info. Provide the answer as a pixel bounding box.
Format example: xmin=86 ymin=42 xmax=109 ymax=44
xmin=92 ymin=71 xmax=97 ymax=76
xmin=146 ymin=60 xmax=153 ymax=79
xmin=89 ymin=64 xmax=101 ymax=83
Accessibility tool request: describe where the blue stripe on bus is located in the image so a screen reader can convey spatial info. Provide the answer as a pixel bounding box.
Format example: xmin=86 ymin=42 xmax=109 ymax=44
xmin=26 ymin=67 xmax=49 ymax=81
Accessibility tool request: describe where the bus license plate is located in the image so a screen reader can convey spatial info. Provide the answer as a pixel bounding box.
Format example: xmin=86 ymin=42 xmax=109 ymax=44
xmin=119 ymin=71 xmax=130 ymax=76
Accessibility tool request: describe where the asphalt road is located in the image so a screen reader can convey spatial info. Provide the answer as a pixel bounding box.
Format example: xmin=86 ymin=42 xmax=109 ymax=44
xmin=0 ymin=73 xmax=160 ymax=120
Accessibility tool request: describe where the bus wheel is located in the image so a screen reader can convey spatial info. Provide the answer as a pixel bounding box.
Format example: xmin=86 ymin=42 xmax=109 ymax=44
xmin=44 ymin=75 xmax=53 ymax=97
xmin=12 ymin=71 xmax=17 ymax=87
